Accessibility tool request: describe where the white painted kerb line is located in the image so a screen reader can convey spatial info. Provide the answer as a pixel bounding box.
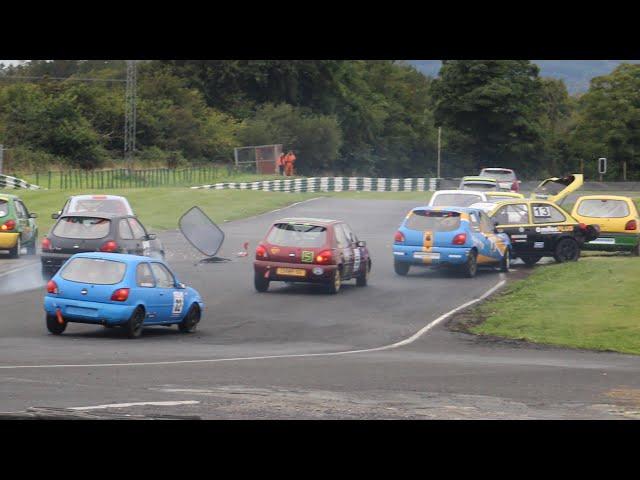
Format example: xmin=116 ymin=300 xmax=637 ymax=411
xmin=69 ymin=401 xmax=200 ymax=411
xmin=0 ymin=278 xmax=507 ymax=370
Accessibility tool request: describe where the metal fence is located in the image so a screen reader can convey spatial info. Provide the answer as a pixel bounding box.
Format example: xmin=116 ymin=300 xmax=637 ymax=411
xmin=7 ymin=165 xmax=242 ymax=190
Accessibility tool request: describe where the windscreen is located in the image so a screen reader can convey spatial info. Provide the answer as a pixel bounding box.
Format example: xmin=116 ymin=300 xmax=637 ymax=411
xmin=432 ymin=193 xmax=483 ymax=207
xmin=481 ymin=169 xmax=515 ymax=181
xmin=53 ymin=217 xmax=111 ymax=239
xmin=462 ymin=182 xmax=497 ymax=191
xmin=66 ymin=198 xmax=132 ymax=215
xmin=0 ymin=200 xmax=8 ymax=217
xmin=267 ymin=223 xmax=327 ymax=247
xmin=577 ymin=199 xmax=630 ymax=218
xmin=179 ymin=206 xmax=225 ymax=257
xmin=406 ymin=210 xmax=461 ymax=232
xmin=60 ymin=257 xmax=126 ymax=284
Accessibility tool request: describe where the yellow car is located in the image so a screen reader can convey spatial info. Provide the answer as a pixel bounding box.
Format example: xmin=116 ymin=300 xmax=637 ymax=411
xmin=489 ymin=198 xmax=599 ymax=266
xmin=570 ymin=195 xmax=640 ymax=256
xmin=531 ymin=173 xmax=583 ymax=204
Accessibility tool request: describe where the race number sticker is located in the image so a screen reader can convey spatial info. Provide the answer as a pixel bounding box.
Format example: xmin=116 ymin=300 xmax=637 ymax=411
xmin=353 ymin=248 xmax=361 ymax=271
xmin=533 ymin=206 xmax=551 ymax=218
xmin=172 ymin=291 xmax=185 ymax=316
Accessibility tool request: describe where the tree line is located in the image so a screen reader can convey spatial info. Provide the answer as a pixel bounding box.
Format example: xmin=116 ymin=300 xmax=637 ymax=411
xmin=0 ymin=59 xmax=638 ymax=180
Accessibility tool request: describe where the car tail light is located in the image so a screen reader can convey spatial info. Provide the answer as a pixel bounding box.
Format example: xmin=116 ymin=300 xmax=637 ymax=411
xmin=255 ymin=244 xmax=268 ymax=259
xmin=452 ymin=233 xmax=467 ymax=245
xmin=100 ymin=240 xmax=119 ymax=252
xmin=626 ymin=220 xmax=638 ymax=231
xmin=110 ymin=288 xmax=130 ymax=302
xmin=46 ymin=280 xmax=58 ymax=294
xmin=394 ymin=231 xmax=405 ymax=243
xmin=42 ymin=237 xmax=52 ymax=250
xmin=315 ymin=250 xmax=333 ymax=265
xmin=1 ymin=219 xmax=16 ymax=231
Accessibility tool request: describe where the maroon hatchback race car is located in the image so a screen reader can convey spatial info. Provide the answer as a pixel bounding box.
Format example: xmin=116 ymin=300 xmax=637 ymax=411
xmin=253 ymin=218 xmax=371 ymax=294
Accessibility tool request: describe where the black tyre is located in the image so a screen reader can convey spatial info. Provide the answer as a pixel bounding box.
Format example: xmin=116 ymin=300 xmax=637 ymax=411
xmin=123 ymin=307 xmax=145 ymax=338
xmin=521 ymin=255 xmax=542 ymax=267
xmin=632 ymin=242 xmax=640 ymax=257
xmin=500 ymin=248 xmax=511 ymax=273
xmin=46 ymin=313 xmax=66 ymax=335
xmin=27 ymin=233 xmax=37 ymax=255
xmin=394 ymin=260 xmax=410 ymax=276
xmin=356 ymin=261 xmax=370 ymax=287
xmin=178 ymin=305 xmax=200 ymax=333
xmin=462 ymin=250 xmax=478 ymax=278
xmin=327 ymin=268 xmax=342 ymax=294
xmin=553 ymin=238 xmax=580 ymax=263
xmin=41 ymin=265 xmax=55 ymax=280
xmin=254 ymin=273 xmax=270 ymax=292
xmin=8 ymin=236 xmax=21 ymax=258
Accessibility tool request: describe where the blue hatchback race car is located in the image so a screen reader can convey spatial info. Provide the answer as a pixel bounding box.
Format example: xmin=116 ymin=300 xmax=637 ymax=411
xmin=393 ymin=206 xmax=511 ymax=277
xmin=44 ymin=252 xmax=204 ymax=338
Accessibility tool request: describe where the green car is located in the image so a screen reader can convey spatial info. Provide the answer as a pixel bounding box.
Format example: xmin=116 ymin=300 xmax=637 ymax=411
xmin=0 ymin=193 xmax=38 ymax=258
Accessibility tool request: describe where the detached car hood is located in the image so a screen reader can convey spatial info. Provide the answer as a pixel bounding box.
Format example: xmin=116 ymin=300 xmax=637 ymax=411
xmin=531 ymin=174 xmax=583 ymax=204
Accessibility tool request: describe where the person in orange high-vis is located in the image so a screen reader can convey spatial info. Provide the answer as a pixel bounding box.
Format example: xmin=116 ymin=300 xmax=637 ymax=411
xmin=284 ymin=150 xmax=296 ymax=176
xmin=277 ymin=152 xmax=286 ymax=175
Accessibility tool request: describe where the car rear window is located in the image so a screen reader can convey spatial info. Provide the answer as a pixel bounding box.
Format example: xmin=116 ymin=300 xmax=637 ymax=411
xmin=53 ymin=217 xmax=111 ymax=239
xmin=406 ymin=210 xmax=461 ymax=232
xmin=577 ymin=199 xmax=630 ymax=218
xmin=0 ymin=200 xmax=8 ymax=217
xmin=60 ymin=257 xmax=126 ymax=285
xmin=487 ymin=195 xmax=517 ymax=202
xmin=66 ymin=198 xmax=131 ymax=215
xmin=481 ymin=170 xmax=515 ymax=181
xmin=432 ymin=193 xmax=483 ymax=207
xmin=267 ymin=223 xmax=327 ymax=248
xmin=462 ymin=182 xmax=496 ymax=191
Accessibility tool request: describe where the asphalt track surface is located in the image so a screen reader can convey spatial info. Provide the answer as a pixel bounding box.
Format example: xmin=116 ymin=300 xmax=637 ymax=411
xmin=1 ymin=197 xmax=640 ymax=419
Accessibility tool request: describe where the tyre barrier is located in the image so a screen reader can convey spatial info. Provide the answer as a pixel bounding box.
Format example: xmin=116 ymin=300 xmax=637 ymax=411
xmin=191 ymin=177 xmax=441 ymax=193
xmin=0 ymin=174 xmax=42 ymax=190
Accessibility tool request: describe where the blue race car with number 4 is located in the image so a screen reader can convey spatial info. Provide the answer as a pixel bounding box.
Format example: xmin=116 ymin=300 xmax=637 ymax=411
xmin=393 ymin=206 xmax=512 ymax=278
xmin=44 ymin=252 xmax=204 ymax=338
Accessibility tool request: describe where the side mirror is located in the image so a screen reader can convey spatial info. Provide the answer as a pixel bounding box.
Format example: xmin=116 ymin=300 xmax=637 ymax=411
xmin=356 ymin=240 xmax=366 ymax=248
xmin=176 ymin=282 xmax=186 ymax=289
xmin=30 ymin=213 xmax=38 ymax=219
xmin=51 ymin=213 xmax=60 ymax=220
xmin=146 ymin=233 xmax=157 ymax=240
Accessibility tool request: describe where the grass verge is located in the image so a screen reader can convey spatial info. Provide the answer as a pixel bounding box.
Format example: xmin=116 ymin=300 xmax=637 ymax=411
xmin=9 ymin=188 xmax=309 ymax=233
xmin=469 ymin=257 xmax=640 ymax=355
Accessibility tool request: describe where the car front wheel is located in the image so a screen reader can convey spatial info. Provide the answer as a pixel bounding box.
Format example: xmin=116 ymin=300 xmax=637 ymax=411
xmin=356 ymin=261 xmax=370 ymax=287
xmin=178 ymin=305 xmax=200 ymax=333
xmin=521 ymin=255 xmax=542 ymax=267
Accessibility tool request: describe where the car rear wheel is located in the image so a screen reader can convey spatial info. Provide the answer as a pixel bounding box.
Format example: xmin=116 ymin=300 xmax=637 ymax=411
xmin=123 ymin=307 xmax=145 ymax=339
xmin=521 ymin=255 xmax=542 ymax=267
xmin=500 ymin=249 xmax=511 ymax=272
xmin=462 ymin=251 xmax=478 ymax=278
xmin=178 ymin=305 xmax=200 ymax=333
xmin=356 ymin=261 xmax=370 ymax=287
xmin=553 ymin=238 xmax=580 ymax=263
xmin=46 ymin=313 xmax=66 ymax=335
xmin=394 ymin=260 xmax=410 ymax=276
xmin=8 ymin=237 xmax=21 ymax=258
xmin=327 ymin=268 xmax=342 ymax=294
xmin=254 ymin=273 xmax=270 ymax=292
xmin=632 ymin=242 xmax=640 ymax=257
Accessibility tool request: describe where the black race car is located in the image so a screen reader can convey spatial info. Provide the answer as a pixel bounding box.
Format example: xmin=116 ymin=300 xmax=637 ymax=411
xmin=489 ymin=199 xmax=599 ymax=266
xmin=41 ymin=213 xmax=164 ymax=278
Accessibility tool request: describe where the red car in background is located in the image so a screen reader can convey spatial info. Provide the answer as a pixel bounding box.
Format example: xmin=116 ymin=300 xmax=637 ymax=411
xmin=254 ymin=218 xmax=371 ymax=294
xmin=479 ymin=168 xmax=521 ymax=192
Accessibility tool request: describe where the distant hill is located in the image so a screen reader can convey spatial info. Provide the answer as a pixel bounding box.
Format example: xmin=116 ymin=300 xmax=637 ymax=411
xmin=408 ymin=60 xmax=640 ymax=94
